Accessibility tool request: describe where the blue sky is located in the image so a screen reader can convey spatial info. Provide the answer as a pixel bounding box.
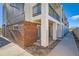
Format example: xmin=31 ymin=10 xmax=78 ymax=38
xmin=63 ymin=3 xmax=79 ymax=28
xmin=0 ymin=3 xmax=3 ymax=28
xmin=0 ymin=3 xmax=79 ymax=28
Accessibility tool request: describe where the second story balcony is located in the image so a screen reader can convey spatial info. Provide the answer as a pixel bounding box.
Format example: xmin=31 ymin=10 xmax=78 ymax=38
xmin=32 ymin=3 xmax=60 ymax=22
xmin=48 ymin=4 xmax=60 ymax=22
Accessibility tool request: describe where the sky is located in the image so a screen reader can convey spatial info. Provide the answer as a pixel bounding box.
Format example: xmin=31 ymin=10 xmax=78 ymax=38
xmin=63 ymin=3 xmax=79 ymax=28
xmin=0 ymin=3 xmax=3 ymax=28
xmin=0 ymin=3 xmax=79 ymax=28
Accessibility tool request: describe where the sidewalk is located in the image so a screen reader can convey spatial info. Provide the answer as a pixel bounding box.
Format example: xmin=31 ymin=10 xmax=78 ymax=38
xmin=0 ymin=37 xmax=32 ymax=56
xmin=0 ymin=32 xmax=79 ymax=56
xmin=48 ymin=32 xmax=79 ymax=56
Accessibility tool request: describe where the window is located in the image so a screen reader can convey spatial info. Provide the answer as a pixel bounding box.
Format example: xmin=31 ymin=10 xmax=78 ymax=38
xmin=13 ymin=25 xmax=19 ymax=30
xmin=33 ymin=3 xmax=41 ymax=16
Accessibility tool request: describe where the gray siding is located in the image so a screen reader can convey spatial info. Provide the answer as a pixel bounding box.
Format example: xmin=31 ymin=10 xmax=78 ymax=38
xmin=4 ymin=4 xmax=25 ymax=25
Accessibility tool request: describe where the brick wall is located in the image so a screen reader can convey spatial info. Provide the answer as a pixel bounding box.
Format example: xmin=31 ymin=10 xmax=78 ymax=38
xmin=4 ymin=21 xmax=38 ymax=48
xmin=24 ymin=22 xmax=37 ymax=47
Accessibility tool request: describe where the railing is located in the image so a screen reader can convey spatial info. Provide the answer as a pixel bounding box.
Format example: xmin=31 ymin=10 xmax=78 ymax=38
xmin=10 ymin=4 xmax=24 ymax=11
xmin=7 ymin=4 xmax=25 ymax=25
xmin=49 ymin=4 xmax=60 ymax=21
xmin=7 ymin=12 xmax=25 ymax=25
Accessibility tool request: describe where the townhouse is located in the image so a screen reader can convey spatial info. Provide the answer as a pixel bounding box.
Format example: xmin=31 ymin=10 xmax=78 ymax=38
xmin=3 ymin=3 xmax=69 ymax=48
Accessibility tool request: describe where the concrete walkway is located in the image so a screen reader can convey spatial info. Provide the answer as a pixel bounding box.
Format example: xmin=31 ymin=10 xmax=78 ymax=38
xmin=48 ymin=32 xmax=79 ymax=56
xmin=0 ymin=36 xmax=32 ymax=56
xmin=0 ymin=33 xmax=79 ymax=56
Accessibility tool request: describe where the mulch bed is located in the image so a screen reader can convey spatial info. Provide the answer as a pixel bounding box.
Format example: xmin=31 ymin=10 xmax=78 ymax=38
xmin=25 ymin=40 xmax=61 ymax=56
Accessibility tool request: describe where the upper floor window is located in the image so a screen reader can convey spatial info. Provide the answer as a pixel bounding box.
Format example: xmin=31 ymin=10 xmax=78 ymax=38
xmin=33 ymin=3 xmax=41 ymax=16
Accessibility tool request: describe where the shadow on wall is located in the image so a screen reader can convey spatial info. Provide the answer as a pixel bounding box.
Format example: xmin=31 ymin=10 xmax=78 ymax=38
xmin=72 ymin=28 xmax=79 ymax=40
